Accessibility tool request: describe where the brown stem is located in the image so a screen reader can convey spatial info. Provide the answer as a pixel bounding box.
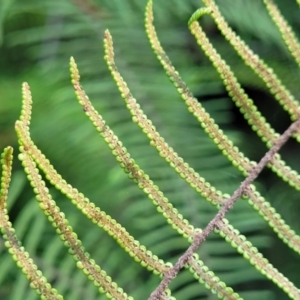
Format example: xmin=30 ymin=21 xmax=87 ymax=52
xmin=148 ymin=117 xmax=300 ymax=300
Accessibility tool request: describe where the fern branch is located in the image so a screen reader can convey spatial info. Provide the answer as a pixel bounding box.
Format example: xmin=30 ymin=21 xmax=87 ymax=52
xmin=70 ymin=56 xmax=195 ymax=238
xmin=149 ymin=117 xmax=300 ymax=299
xmin=146 ymin=3 xmax=252 ymax=175
xmin=15 ymin=120 xmax=170 ymax=272
xmin=264 ymin=0 xmax=300 ymax=67
xmin=70 ymin=57 xmax=244 ymax=300
xmin=0 ymin=148 xmax=13 ymax=215
xmin=1 ymin=1 xmax=299 ymax=299
xmin=189 ymin=12 xmax=300 ymax=191
xmin=103 ymin=12 xmax=300 ymax=298
xmin=0 ymin=147 xmax=63 ymax=300
xmin=103 ymin=30 xmax=224 ymax=206
xmin=245 ymin=187 xmax=300 ymax=253
xmin=18 ymin=146 xmax=132 ymax=300
xmin=200 ymin=0 xmax=300 ymax=138
xmin=186 ymin=254 xmax=241 ymax=300
xmin=145 ymin=0 xmax=300 ymax=256
xmin=188 ymin=15 xmax=300 ymax=250
xmin=15 ymin=83 xmax=169 ymax=277
xmin=144 ymin=2 xmax=300 ymax=296
xmin=16 ymin=82 xmax=179 ymax=299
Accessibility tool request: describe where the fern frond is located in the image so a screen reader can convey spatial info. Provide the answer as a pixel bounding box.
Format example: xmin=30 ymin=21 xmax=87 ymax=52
xmin=264 ymin=0 xmax=300 ymax=67
xmin=0 ymin=147 xmax=13 ymax=212
xmin=145 ymin=2 xmax=253 ymax=175
xmin=187 ymin=14 xmax=300 ymax=255
xmin=101 ymin=10 xmax=299 ymax=298
xmin=70 ymin=56 xmax=194 ymax=238
xmin=70 ymin=56 xmax=244 ymax=300
xmin=17 ymin=146 xmax=132 ymax=300
xmin=151 ymin=116 xmax=300 ymax=299
xmin=15 ymin=83 xmax=179 ymax=299
xmin=145 ymin=0 xmax=300 ymax=257
xmin=144 ymin=2 xmax=300 ymax=297
xmin=0 ymin=147 xmax=63 ymax=300
xmin=103 ymin=29 xmax=224 ymax=207
xmin=20 ymin=82 xmax=33 ymax=128
xmin=219 ymin=221 xmax=300 ymax=298
xmin=201 ymin=0 xmax=300 ymax=136
xmin=245 ymin=187 xmax=300 ymax=253
xmin=15 ymin=83 xmax=169 ymax=277
xmin=1 ymin=1 xmax=299 ymax=299
xmin=189 ymin=11 xmax=300 ymax=191
xmin=15 ymin=120 xmax=169 ymax=272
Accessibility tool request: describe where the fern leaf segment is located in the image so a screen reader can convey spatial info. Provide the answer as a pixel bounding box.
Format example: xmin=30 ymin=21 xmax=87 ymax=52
xmin=104 ymin=29 xmax=225 ymax=207
xmin=15 ymin=122 xmax=168 ymax=277
xmin=189 ymin=18 xmax=300 ymax=191
xmin=187 ymin=254 xmax=242 ymax=300
xmin=70 ymin=56 xmax=194 ymax=239
xmin=0 ymin=147 xmax=63 ymax=300
xmin=1 ymin=0 xmax=299 ymax=298
xmin=0 ymin=147 xmax=13 ymax=212
xmin=151 ymin=116 xmax=300 ymax=299
xmin=219 ymin=221 xmax=300 ymax=299
xmin=264 ymin=0 xmax=300 ymax=68
xmin=247 ymin=188 xmax=300 ymax=254
xmin=18 ymin=147 xmax=133 ymax=300
xmin=17 ymin=64 xmax=231 ymax=300
xmin=100 ymin=2 xmax=300 ymax=297
xmin=15 ymin=83 xmax=171 ymax=276
xmin=146 ymin=1 xmax=253 ymax=176
xmin=146 ymin=1 xmax=300 ymax=257
xmin=201 ymin=0 xmax=300 ymax=137
xmin=70 ymin=55 xmax=244 ymax=300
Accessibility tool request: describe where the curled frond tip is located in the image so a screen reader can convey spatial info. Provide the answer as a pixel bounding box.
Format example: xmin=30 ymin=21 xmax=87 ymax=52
xmin=188 ymin=7 xmax=212 ymax=27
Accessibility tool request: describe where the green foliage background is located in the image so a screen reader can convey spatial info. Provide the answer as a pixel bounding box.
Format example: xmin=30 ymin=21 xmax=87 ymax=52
xmin=0 ymin=0 xmax=299 ymax=299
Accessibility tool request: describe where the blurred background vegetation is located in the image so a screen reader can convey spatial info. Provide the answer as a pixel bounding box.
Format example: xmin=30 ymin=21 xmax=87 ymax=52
xmin=0 ymin=0 xmax=299 ymax=299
